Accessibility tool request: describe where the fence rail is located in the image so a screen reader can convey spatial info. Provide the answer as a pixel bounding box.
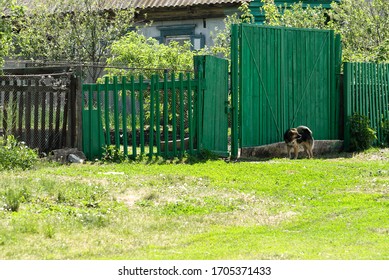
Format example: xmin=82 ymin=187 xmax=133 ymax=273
xmin=344 ymin=62 xmax=389 ymax=148
xmin=82 ymin=72 xmax=201 ymax=160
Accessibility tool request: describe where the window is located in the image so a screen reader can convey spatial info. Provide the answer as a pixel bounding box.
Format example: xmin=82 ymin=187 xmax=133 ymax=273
xmin=157 ymin=24 xmax=205 ymax=50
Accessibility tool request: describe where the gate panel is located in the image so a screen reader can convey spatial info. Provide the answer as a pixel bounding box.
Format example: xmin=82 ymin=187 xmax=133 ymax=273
xmin=237 ymin=24 xmax=341 ymax=148
xmin=195 ymin=55 xmax=229 ymax=156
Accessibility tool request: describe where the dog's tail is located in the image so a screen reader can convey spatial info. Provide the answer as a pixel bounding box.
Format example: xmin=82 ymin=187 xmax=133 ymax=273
xmin=297 ymin=125 xmax=312 ymax=135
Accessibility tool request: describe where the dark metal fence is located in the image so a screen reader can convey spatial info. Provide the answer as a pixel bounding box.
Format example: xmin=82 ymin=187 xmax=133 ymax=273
xmin=0 ymin=67 xmax=79 ymax=154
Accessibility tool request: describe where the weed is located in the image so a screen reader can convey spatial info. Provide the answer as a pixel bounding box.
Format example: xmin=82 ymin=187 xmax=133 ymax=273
xmin=2 ymin=187 xmax=30 ymax=212
xmin=43 ymin=223 xmax=55 ymax=239
xmin=3 ymin=189 xmax=21 ymax=212
xmin=102 ymin=145 xmax=127 ymax=163
xmin=0 ymin=135 xmax=39 ymax=170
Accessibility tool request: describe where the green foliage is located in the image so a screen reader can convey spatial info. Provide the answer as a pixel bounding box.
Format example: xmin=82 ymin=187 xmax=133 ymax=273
xmin=0 ymin=135 xmax=39 ymax=170
xmin=2 ymin=187 xmax=30 ymax=212
xmin=348 ymin=113 xmax=377 ymax=151
xmin=261 ymin=0 xmax=389 ymax=63
xmin=261 ymin=0 xmax=328 ymax=29
xmin=205 ymin=2 xmax=254 ymax=59
xmin=106 ymin=31 xmax=195 ymax=79
xmin=0 ymin=0 xmax=24 ymax=67
xmin=330 ymin=0 xmax=389 ymax=63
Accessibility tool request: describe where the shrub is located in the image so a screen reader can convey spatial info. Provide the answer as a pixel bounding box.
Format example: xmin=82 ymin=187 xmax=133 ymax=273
xmin=348 ymin=113 xmax=377 ymax=151
xmin=0 ymin=135 xmax=38 ymax=170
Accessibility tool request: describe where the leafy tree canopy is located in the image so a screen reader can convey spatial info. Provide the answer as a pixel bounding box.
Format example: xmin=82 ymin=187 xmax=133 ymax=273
xmin=0 ymin=0 xmax=23 ymax=68
xmin=261 ymin=0 xmax=389 ymax=63
xmin=106 ymin=31 xmax=195 ymax=79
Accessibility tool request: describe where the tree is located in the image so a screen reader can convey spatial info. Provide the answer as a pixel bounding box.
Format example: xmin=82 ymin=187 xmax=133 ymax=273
xmin=204 ymin=2 xmax=255 ymax=59
xmin=0 ymin=0 xmax=23 ymax=68
xmin=13 ymin=0 xmax=137 ymax=81
xmin=106 ymin=31 xmax=195 ymax=79
xmin=261 ymin=0 xmax=328 ymax=29
xmin=261 ymin=0 xmax=389 ymax=63
xmin=330 ymin=0 xmax=389 ymax=63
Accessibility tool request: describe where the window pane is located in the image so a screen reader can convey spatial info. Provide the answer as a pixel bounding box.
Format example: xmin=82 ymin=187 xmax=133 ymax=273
xmin=165 ymin=35 xmax=191 ymax=46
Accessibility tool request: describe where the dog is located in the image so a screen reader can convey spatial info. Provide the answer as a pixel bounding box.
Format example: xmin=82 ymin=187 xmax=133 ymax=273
xmin=283 ymin=125 xmax=314 ymax=159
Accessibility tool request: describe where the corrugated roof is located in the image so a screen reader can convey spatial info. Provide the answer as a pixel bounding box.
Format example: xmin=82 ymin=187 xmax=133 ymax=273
xmin=130 ymin=0 xmax=249 ymax=9
xmin=16 ymin=0 xmax=249 ymax=11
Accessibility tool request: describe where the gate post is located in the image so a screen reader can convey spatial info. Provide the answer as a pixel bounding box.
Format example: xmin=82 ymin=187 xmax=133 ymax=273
xmin=73 ymin=67 xmax=83 ymax=151
xmin=231 ymin=24 xmax=240 ymax=159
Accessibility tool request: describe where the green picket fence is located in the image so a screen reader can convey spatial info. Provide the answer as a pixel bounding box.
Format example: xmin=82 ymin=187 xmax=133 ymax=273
xmin=344 ymin=62 xmax=389 ymax=148
xmin=82 ymin=55 xmax=230 ymax=160
xmin=82 ymin=72 xmax=201 ymax=160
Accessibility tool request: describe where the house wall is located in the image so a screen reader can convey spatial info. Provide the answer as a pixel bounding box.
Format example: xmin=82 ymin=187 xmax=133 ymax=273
xmin=139 ymin=17 xmax=226 ymax=48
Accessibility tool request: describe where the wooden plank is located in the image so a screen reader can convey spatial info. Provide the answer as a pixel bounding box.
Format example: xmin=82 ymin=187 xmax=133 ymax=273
xmin=139 ymin=75 xmax=145 ymax=155
xmin=171 ymin=72 xmax=177 ymax=156
xmin=18 ymin=90 xmax=24 ymax=139
xmin=149 ymin=75 xmax=155 ymax=158
xmin=54 ymin=91 xmax=62 ymax=150
xmin=113 ymin=76 xmax=120 ymax=149
xmin=104 ymin=77 xmax=111 ymax=146
xmin=179 ymin=73 xmax=185 ymax=157
xmin=40 ymin=90 xmax=47 ymax=151
xmin=130 ymin=76 xmax=137 ymax=158
xmin=48 ymin=91 xmax=54 ymax=151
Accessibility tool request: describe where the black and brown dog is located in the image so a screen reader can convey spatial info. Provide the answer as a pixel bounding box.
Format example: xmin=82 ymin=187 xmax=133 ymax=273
xmin=283 ymin=125 xmax=314 ymax=159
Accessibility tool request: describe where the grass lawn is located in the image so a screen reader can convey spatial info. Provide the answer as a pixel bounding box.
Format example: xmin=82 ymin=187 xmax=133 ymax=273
xmin=0 ymin=149 xmax=388 ymax=260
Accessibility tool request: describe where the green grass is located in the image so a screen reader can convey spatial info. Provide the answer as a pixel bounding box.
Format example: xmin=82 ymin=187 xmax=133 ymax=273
xmin=0 ymin=149 xmax=388 ymax=259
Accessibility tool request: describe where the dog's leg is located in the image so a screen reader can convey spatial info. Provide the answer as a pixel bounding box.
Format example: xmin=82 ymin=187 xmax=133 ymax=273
xmin=293 ymin=144 xmax=299 ymax=159
xmin=309 ymin=148 xmax=314 ymax=158
xmin=286 ymin=146 xmax=291 ymax=159
xmin=302 ymin=143 xmax=311 ymax=158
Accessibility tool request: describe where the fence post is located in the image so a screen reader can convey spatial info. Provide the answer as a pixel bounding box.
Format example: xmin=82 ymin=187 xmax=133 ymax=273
xmin=231 ymin=24 xmax=239 ymax=159
xmin=75 ymin=67 xmax=83 ymax=151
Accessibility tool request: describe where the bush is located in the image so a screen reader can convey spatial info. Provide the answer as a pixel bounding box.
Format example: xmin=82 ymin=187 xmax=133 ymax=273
xmin=0 ymin=135 xmax=39 ymax=170
xmin=348 ymin=113 xmax=377 ymax=151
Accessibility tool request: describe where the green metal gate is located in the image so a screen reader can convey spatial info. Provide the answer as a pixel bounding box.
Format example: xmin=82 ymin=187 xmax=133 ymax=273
xmin=231 ymin=24 xmax=342 ymax=153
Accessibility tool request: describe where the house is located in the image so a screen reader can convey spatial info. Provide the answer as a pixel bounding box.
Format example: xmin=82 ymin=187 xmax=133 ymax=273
xmin=14 ymin=0 xmax=339 ymax=51
xmin=129 ymin=0 xmax=251 ymax=50
xmin=128 ymin=0 xmax=339 ymax=49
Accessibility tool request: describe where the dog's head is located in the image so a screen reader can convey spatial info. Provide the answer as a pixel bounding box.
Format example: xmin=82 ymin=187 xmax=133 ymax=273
xmin=284 ymin=128 xmax=301 ymax=143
